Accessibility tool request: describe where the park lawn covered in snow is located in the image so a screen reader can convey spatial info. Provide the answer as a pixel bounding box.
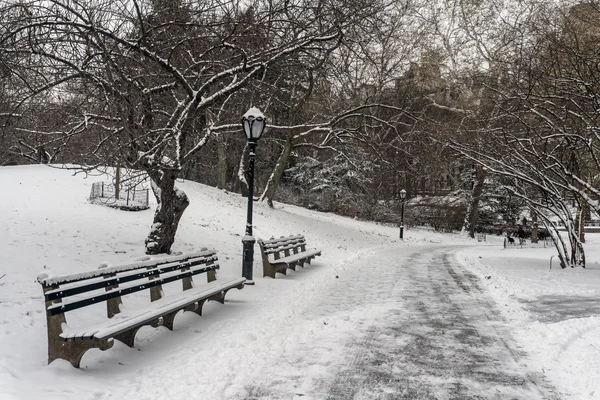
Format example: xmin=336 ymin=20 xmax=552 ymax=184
xmin=0 ymin=165 xmax=599 ymax=399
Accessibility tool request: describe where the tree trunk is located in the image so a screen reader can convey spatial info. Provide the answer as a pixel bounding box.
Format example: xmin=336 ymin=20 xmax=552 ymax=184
xmin=115 ymin=165 xmax=121 ymax=201
xmin=461 ymin=198 xmax=473 ymax=236
xmin=579 ymin=201 xmax=589 ymax=244
xmin=531 ymin=211 xmax=538 ymax=243
xmin=236 ymin=143 xmax=249 ymax=197
xmin=260 ymin=135 xmax=294 ymax=208
xmin=463 ymin=165 xmax=485 ymax=238
xmin=216 ymin=133 xmax=227 ymax=190
xmin=145 ymin=170 xmax=190 ymax=255
xmin=38 ymin=146 xmax=49 ymax=164
xmin=548 ymin=226 xmax=569 ymax=269
xmin=565 ymin=218 xmax=584 ymax=268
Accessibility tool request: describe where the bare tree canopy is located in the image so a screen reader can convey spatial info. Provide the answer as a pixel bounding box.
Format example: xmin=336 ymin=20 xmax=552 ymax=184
xmin=2 ymin=0 xmax=600 ymax=270
xmin=0 ymin=0 xmax=385 ymax=253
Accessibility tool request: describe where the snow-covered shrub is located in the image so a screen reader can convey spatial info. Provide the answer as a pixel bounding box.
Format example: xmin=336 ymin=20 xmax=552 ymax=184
xmin=277 ymin=154 xmax=387 ymax=220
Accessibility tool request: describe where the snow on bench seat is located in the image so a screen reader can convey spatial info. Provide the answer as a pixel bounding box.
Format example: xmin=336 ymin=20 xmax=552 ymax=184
xmin=60 ymin=277 xmax=245 ymax=341
xmin=272 ymin=249 xmax=322 ymax=266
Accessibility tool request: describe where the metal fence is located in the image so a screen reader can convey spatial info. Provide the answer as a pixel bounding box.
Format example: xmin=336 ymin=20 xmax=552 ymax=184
xmin=90 ymin=181 xmax=150 ymax=210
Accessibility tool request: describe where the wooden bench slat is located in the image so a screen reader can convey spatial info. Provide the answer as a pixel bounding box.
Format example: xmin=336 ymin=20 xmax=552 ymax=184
xmin=44 ymin=256 xmax=217 ymax=302
xmin=261 ymin=236 xmax=304 ymax=245
xmin=262 ymin=237 xmax=304 ymax=245
xmin=263 ymin=243 xmax=306 ymax=254
xmin=38 ymin=249 xmax=217 ymax=287
xmin=271 ymin=249 xmax=321 ymax=265
xmin=262 ymin=237 xmax=305 ymax=246
xmin=60 ymin=277 xmax=246 ymax=341
xmin=47 ymin=264 xmax=219 ymax=316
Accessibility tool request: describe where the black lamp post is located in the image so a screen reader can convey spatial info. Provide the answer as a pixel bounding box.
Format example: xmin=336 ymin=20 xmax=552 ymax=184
xmin=241 ymin=107 xmax=266 ymax=285
xmin=399 ymin=189 xmax=406 ymax=240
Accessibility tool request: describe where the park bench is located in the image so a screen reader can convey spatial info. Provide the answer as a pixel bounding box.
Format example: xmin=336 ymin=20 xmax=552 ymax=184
xmin=257 ymin=235 xmax=322 ymax=278
xmin=37 ymin=249 xmax=245 ymax=368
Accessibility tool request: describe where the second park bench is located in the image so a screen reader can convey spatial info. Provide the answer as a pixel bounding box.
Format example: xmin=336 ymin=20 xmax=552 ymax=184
xmin=257 ymin=235 xmax=322 ymax=278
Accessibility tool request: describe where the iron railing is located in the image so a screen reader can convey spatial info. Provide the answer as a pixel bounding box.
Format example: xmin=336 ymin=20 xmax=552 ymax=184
xmin=90 ymin=181 xmax=149 ymax=210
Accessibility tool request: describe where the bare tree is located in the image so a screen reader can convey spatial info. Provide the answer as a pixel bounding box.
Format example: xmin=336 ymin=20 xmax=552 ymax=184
xmin=0 ymin=0 xmax=379 ymax=254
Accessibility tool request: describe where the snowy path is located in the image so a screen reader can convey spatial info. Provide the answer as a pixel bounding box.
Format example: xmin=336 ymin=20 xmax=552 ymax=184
xmin=236 ymin=245 xmax=560 ymax=400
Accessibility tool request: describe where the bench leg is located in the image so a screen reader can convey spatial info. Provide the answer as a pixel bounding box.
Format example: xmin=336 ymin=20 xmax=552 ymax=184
xmin=188 ymin=299 xmax=207 ymax=316
xmin=162 ymin=311 xmax=179 ymax=331
xmin=288 ymin=263 xmax=297 ymax=271
xmin=219 ymin=286 xmax=242 ymax=303
xmin=263 ymin=263 xmax=277 ymax=279
xmin=47 ymin=313 xmax=113 ymax=367
xmin=114 ymin=327 xmax=144 ymax=347
xmin=49 ymin=338 xmax=114 ymax=368
xmin=209 ymin=291 xmax=225 ymax=304
xmin=211 ymin=283 xmax=245 ymax=306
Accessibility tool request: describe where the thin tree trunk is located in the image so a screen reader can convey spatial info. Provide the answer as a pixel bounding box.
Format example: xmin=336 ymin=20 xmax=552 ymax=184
xmin=236 ymin=143 xmax=249 ymax=197
xmin=260 ymin=136 xmax=294 ymax=208
xmin=578 ymin=240 xmax=586 ymax=268
xmin=579 ymin=201 xmax=589 ymax=244
xmin=550 ymin=227 xmax=569 ymax=269
xmin=531 ymin=210 xmax=538 ymax=243
xmin=217 ymin=133 xmax=227 ymax=190
xmin=564 ymin=217 xmax=583 ymax=268
xmin=463 ymin=165 xmax=485 ymax=238
xmin=145 ymin=170 xmax=190 ymax=255
xmin=115 ymin=165 xmax=121 ymax=201
xmin=461 ymin=194 xmax=472 ymax=235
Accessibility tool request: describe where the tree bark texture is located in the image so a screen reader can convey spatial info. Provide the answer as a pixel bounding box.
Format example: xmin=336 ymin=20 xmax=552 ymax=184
xmin=260 ymin=135 xmax=295 ymax=207
xmin=531 ymin=210 xmax=538 ymax=243
xmin=145 ymin=171 xmax=190 ymax=255
xmin=235 ymin=142 xmax=249 ymax=198
xmin=579 ymin=201 xmax=589 ymax=244
xmin=217 ymin=133 xmax=227 ymax=190
xmin=464 ymin=165 xmax=485 ymax=238
xmin=115 ymin=165 xmax=121 ymax=201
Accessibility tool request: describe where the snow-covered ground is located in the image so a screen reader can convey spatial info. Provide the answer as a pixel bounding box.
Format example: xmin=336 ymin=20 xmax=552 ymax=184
xmin=457 ymin=238 xmax=600 ymax=400
xmin=0 ymin=165 xmax=599 ymax=399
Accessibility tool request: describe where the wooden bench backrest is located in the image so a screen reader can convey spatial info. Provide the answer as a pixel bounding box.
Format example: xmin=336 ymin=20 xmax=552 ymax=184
xmin=38 ymin=250 xmax=219 ymax=317
xmin=260 ymin=235 xmax=306 ymax=254
xmin=258 ymin=235 xmax=308 ymax=261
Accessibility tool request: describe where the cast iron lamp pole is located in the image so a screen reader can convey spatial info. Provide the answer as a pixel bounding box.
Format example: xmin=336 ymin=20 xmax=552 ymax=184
xmin=399 ymin=189 xmax=406 ymax=240
xmin=241 ymin=107 xmax=266 ymax=285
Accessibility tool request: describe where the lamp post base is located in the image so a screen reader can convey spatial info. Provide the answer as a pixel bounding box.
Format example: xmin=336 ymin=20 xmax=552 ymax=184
xmin=399 ymin=226 xmax=404 ymax=240
xmin=242 ymin=236 xmax=256 ymax=282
